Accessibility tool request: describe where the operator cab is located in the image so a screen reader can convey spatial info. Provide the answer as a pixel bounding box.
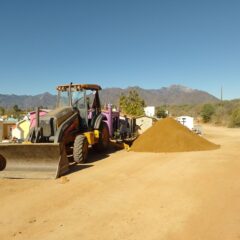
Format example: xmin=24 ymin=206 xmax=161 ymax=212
xmin=56 ymin=84 xmax=102 ymax=128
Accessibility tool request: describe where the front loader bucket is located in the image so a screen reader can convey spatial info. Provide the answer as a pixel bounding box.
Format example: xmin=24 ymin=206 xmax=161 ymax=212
xmin=0 ymin=143 xmax=69 ymax=179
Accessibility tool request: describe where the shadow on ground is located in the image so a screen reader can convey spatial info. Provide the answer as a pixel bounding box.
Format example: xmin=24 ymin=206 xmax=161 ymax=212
xmin=67 ymin=145 xmax=123 ymax=175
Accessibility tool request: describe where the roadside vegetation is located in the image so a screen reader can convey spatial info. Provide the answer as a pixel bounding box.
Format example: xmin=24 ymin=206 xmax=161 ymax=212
xmin=157 ymin=99 xmax=240 ymax=128
xmin=118 ymin=91 xmax=240 ymax=128
xmin=0 ymin=104 xmax=29 ymax=120
xmin=1 ymin=96 xmax=240 ymax=128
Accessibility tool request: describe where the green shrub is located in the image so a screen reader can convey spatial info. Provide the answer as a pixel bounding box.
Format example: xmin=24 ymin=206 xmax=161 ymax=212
xmin=229 ymin=108 xmax=240 ymax=128
xmin=201 ymin=104 xmax=215 ymax=123
xmin=156 ymin=106 xmax=167 ymax=118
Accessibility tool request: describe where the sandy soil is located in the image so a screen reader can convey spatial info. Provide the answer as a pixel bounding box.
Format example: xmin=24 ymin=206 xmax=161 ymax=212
xmin=1 ymin=125 xmax=240 ymax=240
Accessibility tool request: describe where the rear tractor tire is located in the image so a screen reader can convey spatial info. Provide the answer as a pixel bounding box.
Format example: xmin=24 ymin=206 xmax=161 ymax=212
xmin=73 ymin=135 xmax=89 ymax=163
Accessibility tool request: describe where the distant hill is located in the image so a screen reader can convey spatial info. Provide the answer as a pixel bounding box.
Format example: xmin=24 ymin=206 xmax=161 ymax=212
xmin=0 ymin=92 xmax=56 ymax=109
xmin=100 ymin=85 xmax=219 ymax=106
xmin=0 ymin=85 xmax=219 ymax=109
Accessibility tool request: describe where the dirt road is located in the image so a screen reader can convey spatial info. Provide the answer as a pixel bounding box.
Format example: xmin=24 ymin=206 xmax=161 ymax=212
xmin=1 ymin=125 xmax=240 ymax=240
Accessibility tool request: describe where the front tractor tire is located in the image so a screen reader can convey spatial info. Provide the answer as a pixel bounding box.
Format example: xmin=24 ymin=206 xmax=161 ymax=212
xmin=73 ymin=135 xmax=89 ymax=163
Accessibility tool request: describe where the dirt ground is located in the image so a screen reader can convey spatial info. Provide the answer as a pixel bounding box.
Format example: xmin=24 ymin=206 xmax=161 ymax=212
xmin=1 ymin=125 xmax=240 ymax=240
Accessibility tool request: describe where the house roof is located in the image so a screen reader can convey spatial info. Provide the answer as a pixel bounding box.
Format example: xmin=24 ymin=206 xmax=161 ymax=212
xmin=3 ymin=121 xmax=17 ymax=124
xmin=3 ymin=118 xmax=18 ymax=124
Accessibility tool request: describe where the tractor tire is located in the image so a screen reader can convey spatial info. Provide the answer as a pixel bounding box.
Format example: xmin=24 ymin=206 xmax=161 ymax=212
xmin=93 ymin=122 xmax=110 ymax=152
xmin=0 ymin=154 xmax=6 ymax=171
xmin=73 ymin=135 xmax=89 ymax=163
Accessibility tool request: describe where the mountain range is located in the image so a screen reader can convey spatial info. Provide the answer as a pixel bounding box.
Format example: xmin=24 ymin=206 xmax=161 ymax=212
xmin=100 ymin=85 xmax=219 ymax=106
xmin=0 ymin=85 xmax=219 ymax=109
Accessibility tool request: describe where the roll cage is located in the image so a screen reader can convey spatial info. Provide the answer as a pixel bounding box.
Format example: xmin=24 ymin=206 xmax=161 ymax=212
xmin=56 ymin=83 xmax=101 ymax=111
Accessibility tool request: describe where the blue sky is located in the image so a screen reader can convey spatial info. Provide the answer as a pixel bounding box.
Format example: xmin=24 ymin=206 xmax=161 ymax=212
xmin=0 ymin=0 xmax=239 ymax=99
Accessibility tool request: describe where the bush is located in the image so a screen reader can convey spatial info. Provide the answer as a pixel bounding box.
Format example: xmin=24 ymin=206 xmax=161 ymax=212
xmin=156 ymin=106 xmax=167 ymax=118
xmin=229 ymin=108 xmax=240 ymax=128
xmin=201 ymin=104 xmax=215 ymax=123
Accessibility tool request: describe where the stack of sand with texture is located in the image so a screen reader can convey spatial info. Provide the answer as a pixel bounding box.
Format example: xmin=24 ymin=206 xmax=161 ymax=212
xmin=131 ymin=118 xmax=219 ymax=153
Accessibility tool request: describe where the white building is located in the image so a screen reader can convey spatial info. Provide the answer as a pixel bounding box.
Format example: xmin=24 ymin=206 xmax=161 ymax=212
xmin=136 ymin=116 xmax=156 ymax=134
xmin=176 ymin=116 xmax=194 ymax=130
xmin=12 ymin=118 xmax=30 ymax=140
xmin=144 ymin=106 xmax=155 ymax=117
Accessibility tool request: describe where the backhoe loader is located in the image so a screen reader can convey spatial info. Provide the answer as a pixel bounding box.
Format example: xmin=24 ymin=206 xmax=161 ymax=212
xmin=0 ymin=83 xmax=137 ymax=179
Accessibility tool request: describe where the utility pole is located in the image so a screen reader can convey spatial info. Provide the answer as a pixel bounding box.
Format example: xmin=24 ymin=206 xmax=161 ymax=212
xmin=221 ymin=86 xmax=223 ymax=102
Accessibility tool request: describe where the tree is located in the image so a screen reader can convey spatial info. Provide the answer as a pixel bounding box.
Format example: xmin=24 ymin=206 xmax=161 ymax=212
xmin=0 ymin=106 xmax=5 ymax=115
xmin=10 ymin=104 xmax=22 ymax=119
xmin=13 ymin=104 xmax=21 ymax=113
xmin=200 ymin=104 xmax=215 ymax=123
xmin=156 ymin=106 xmax=168 ymax=118
xmin=119 ymin=90 xmax=145 ymax=116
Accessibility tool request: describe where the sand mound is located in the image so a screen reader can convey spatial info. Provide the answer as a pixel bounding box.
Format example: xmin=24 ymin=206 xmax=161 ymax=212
xmin=131 ymin=118 xmax=220 ymax=153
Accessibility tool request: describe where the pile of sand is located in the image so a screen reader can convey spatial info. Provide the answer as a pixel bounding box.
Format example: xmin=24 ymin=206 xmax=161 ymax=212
xmin=131 ymin=118 xmax=220 ymax=153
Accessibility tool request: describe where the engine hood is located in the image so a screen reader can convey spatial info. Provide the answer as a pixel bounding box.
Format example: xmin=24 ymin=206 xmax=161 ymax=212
xmin=42 ymin=107 xmax=75 ymax=127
